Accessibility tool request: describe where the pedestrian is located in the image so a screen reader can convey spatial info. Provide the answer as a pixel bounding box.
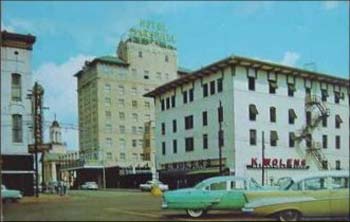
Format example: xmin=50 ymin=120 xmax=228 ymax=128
xmin=63 ymin=181 xmax=67 ymax=195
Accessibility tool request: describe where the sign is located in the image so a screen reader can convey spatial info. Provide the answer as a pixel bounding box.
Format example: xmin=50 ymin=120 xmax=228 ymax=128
xmin=247 ymin=157 xmax=309 ymax=169
xmin=28 ymin=144 xmax=51 ymax=153
xmin=128 ymin=20 xmax=175 ymax=48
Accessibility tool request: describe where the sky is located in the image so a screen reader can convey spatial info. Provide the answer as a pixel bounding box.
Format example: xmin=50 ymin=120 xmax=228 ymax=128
xmin=2 ymin=1 xmax=349 ymax=151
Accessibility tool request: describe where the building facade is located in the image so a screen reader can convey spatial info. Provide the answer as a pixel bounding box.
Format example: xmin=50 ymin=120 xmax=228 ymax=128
xmin=145 ymin=55 xmax=349 ymax=188
xmin=74 ymin=21 xmax=189 ymax=187
xmin=1 ymin=31 xmax=36 ymax=195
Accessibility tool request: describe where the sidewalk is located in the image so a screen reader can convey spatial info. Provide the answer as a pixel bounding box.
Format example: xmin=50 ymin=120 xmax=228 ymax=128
xmin=20 ymin=194 xmax=70 ymax=204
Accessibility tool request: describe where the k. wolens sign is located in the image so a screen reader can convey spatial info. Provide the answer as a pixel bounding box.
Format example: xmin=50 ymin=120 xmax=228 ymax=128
xmin=247 ymin=157 xmax=309 ymax=169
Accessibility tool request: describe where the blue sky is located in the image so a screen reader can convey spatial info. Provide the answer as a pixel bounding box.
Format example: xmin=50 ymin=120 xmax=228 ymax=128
xmin=2 ymin=1 xmax=349 ymax=150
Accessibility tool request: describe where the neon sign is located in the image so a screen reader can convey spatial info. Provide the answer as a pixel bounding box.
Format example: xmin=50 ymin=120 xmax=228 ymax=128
xmin=247 ymin=157 xmax=309 ymax=169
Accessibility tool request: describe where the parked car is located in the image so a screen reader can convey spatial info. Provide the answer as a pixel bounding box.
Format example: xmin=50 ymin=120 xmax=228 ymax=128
xmin=242 ymin=171 xmax=350 ymax=221
xmin=139 ymin=180 xmax=169 ymax=192
xmin=162 ymin=176 xmax=268 ymax=218
xmin=80 ymin=181 xmax=98 ymax=190
xmin=1 ymin=185 xmax=23 ymax=203
xmin=47 ymin=181 xmax=58 ymax=194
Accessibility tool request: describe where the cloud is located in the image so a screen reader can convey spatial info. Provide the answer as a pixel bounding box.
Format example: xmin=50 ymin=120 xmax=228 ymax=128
xmin=1 ymin=21 xmax=15 ymax=32
xmin=34 ymin=54 xmax=95 ymax=150
xmin=7 ymin=18 xmax=56 ymax=35
xmin=322 ymin=1 xmax=339 ymax=10
xmin=234 ymin=1 xmax=274 ymax=16
xmin=280 ymin=51 xmax=300 ymax=66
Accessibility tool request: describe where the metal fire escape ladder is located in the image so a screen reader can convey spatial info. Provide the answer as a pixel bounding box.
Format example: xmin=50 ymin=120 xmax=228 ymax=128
xmin=294 ymin=95 xmax=330 ymax=169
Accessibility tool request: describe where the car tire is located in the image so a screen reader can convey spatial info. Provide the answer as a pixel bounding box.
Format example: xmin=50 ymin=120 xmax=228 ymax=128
xmin=186 ymin=209 xmax=205 ymax=218
xmin=277 ymin=210 xmax=301 ymax=222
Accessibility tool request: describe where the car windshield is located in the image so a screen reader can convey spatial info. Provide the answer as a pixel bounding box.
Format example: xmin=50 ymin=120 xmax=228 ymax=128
xmin=279 ymin=178 xmax=294 ymax=190
xmin=194 ymin=180 xmax=209 ymax=189
xmin=250 ymin=178 xmax=262 ymax=189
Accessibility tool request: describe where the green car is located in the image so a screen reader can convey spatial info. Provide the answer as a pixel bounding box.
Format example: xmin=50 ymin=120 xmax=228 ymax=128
xmin=242 ymin=171 xmax=350 ymax=221
xmin=162 ymin=176 xmax=265 ymax=218
xmin=1 ymin=184 xmax=23 ymax=203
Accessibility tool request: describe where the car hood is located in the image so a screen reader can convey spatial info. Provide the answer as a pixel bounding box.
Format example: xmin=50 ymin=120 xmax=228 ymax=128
xmin=244 ymin=196 xmax=316 ymax=208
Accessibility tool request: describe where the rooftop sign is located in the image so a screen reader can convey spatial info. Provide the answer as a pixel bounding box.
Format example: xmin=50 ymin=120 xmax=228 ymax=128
xmin=127 ymin=20 xmax=175 ymax=49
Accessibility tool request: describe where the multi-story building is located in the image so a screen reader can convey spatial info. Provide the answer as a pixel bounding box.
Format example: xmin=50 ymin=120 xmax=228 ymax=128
xmin=74 ymin=21 xmax=189 ymax=187
xmin=1 ymin=31 xmax=36 ymax=195
xmin=145 ymin=55 xmax=349 ymax=188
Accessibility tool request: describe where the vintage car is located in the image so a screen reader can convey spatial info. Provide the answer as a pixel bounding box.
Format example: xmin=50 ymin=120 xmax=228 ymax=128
xmin=80 ymin=181 xmax=98 ymax=190
xmin=1 ymin=184 xmax=23 ymax=203
xmin=162 ymin=176 xmax=265 ymax=218
xmin=139 ymin=180 xmax=169 ymax=192
xmin=242 ymin=171 xmax=350 ymax=221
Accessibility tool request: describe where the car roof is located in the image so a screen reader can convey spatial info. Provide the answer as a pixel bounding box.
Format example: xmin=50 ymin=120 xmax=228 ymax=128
xmin=200 ymin=176 xmax=251 ymax=184
xmin=291 ymin=170 xmax=349 ymax=183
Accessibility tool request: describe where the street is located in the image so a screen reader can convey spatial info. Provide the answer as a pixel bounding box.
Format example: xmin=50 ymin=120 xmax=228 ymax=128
xmin=2 ymin=189 xmax=271 ymax=221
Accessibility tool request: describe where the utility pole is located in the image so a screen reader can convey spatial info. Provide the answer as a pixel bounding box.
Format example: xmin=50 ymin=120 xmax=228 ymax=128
xmin=33 ymin=82 xmax=44 ymax=197
xmin=262 ymin=131 xmax=265 ymax=186
xmin=218 ymin=100 xmax=223 ymax=175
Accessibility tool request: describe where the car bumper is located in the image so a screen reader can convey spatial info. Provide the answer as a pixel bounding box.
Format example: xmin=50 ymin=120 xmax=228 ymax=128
xmin=242 ymin=207 xmax=255 ymax=215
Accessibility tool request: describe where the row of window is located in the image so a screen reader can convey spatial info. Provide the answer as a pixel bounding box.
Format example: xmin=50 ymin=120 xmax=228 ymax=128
xmin=249 ymin=129 xmax=342 ymax=149
xmin=161 ymin=109 xmax=224 ymax=135
xmin=247 ymin=76 xmax=345 ymax=104
xmin=105 ymin=98 xmax=151 ymax=108
xmin=249 ymin=104 xmax=344 ymax=128
xmin=138 ymin=50 xmax=170 ymax=63
xmin=105 ymin=137 xmax=144 ymax=148
xmin=104 ymin=84 xmax=151 ymax=95
xmin=203 ymin=78 xmax=223 ymax=97
xmin=161 ymin=95 xmax=175 ymax=111
xmin=105 ymin=111 xmax=151 ymax=122
xmin=105 ymin=124 xmax=145 ymax=134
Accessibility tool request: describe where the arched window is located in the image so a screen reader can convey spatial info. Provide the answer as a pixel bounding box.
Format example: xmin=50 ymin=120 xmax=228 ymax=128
xmin=11 ymin=73 xmax=22 ymax=101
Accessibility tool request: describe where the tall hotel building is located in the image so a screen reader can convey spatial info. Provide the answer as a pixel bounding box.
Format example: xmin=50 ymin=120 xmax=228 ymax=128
xmin=145 ymin=56 xmax=349 ymax=188
xmin=1 ymin=31 xmax=36 ymax=195
xmin=74 ymin=21 xmax=189 ymax=186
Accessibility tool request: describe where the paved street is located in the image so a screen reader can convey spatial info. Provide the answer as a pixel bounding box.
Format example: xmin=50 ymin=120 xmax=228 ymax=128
xmin=2 ymin=189 xmax=271 ymax=221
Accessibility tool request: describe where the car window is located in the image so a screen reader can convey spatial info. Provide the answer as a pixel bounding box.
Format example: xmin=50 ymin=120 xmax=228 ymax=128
xmin=206 ymin=181 xmax=227 ymax=191
xmin=230 ymin=180 xmax=247 ymax=190
xmin=303 ymin=177 xmax=327 ymax=191
xmin=330 ymin=177 xmax=349 ymax=189
xmin=289 ymin=181 xmax=302 ymax=191
xmin=249 ymin=179 xmax=262 ymax=190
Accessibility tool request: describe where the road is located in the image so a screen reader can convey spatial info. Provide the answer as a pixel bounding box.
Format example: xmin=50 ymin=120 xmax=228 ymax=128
xmin=2 ymin=189 xmax=271 ymax=221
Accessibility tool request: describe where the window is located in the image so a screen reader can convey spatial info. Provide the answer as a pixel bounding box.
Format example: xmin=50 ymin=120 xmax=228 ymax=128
xmin=104 ymin=84 xmax=111 ymax=94
xmin=322 ymin=135 xmax=327 ymax=149
xmin=162 ymin=142 xmax=166 ymax=155
xmin=131 ymin=68 xmax=137 ymax=76
xmin=218 ymin=106 xmax=223 ymax=122
xmin=120 ymin=153 xmax=126 ymax=160
xmin=11 ymin=74 xmax=21 ymax=101
xmin=105 ymin=111 xmax=111 ymax=120
xmin=335 ymin=161 xmax=341 ymax=170
xmin=165 ymin=55 xmax=169 ymax=62
xmin=119 ymin=112 xmax=125 ymax=120
xmin=306 ymin=111 xmax=312 ymax=125
xmin=145 ymin=114 xmax=151 ymax=121
xmin=184 ymin=115 xmax=194 ymax=130
xmin=132 ymin=100 xmax=138 ymax=108
xmin=185 ymin=137 xmax=194 ymax=152
xmin=183 ymin=91 xmax=188 ymax=104
xmin=322 ymin=116 xmax=328 ymax=127
xmin=105 ymin=97 xmax=111 ymax=107
xmin=138 ymin=51 xmax=142 ymax=58
xmin=248 ymin=77 xmax=255 ymax=91
xmin=172 ymin=120 xmax=177 ymax=133
xmin=119 ymin=125 xmax=125 ymax=134
xmin=306 ymin=134 xmax=312 ymax=148
xmin=171 ymin=95 xmax=176 ymax=107
xmin=132 ymin=139 xmax=137 ymax=147
xmin=289 ymin=132 xmax=295 ymax=148
xmin=321 ymin=89 xmax=328 ymax=102
xmin=203 ymin=134 xmax=208 ymax=149
xmin=288 ymin=109 xmax=297 ymax=124
xmin=118 ymin=85 xmax=125 ymax=95
xmin=119 ymin=139 xmax=126 ymax=151
xmin=249 ymin=104 xmax=258 ymax=121
xmin=138 ymin=126 xmax=143 ymax=134
xmin=336 ymin=136 xmax=340 ymax=149
xmin=208 ymin=181 xmax=227 ymax=191
xmin=156 ymin=72 xmax=162 ymax=80
xmin=106 ymin=124 xmax=112 ymax=133
xmin=334 ymin=92 xmax=340 ymax=104
xmin=118 ymin=99 xmax=125 ymax=107
xmin=270 ymin=107 xmax=276 ymax=123
xmin=189 ymin=88 xmax=194 ymax=102
xmin=305 ymin=87 xmax=311 ymax=96
xmin=161 ymin=123 xmax=165 ymax=135
xmin=107 ymin=152 xmax=112 ymax=160
xmin=132 ymin=126 xmax=137 ymax=134
xmin=12 ymin=114 xmax=23 ymax=143
xmin=145 ymin=101 xmax=150 ymax=108
xmin=210 ymin=81 xmax=216 ymax=95
xmin=304 ymin=178 xmax=327 ymax=191
xmin=202 ymin=111 xmax=208 ymax=126
xmin=203 ymin=83 xmax=208 ymax=97
xmin=218 ymin=130 xmax=224 ymax=147
xmin=335 ymin=115 xmax=342 ymax=129
xmin=132 ymin=113 xmax=138 ymax=121
xmin=270 ymin=131 xmax=278 ymax=147
xmin=106 ymin=138 xmax=112 ymax=147
xmin=166 ymin=98 xmax=170 ymax=109
xmin=217 ymin=78 xmax=223 ymax=92
xmin=144 ymin=70 xmax=149 ymax=79
xmin=269 ymin=81 xmax=277 ymax=94
xmin=288 ymin=84 xmax=295 ymax=97
xmin=131 ymin=87 xmax=137 ymax=96
xmin=173 ymin=140 xmax=177 ymax=153
xmin=161 ymin=99 xmax=165 ymax=111
xmin=322 ymin=160 xmax=328 ymax=170
xmin=250 ymin=129 xmax=257 ymax=145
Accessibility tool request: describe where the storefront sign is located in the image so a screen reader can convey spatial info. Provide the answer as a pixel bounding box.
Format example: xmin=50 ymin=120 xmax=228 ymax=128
xmin=247 ymin=157 xmax=309 ymax=169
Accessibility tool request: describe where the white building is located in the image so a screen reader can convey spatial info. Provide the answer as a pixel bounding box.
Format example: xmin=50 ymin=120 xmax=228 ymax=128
xmin=145 ymin=55 xmax=349 ymax=188
xmin=1 ymin=31 xmax=36 ymax=195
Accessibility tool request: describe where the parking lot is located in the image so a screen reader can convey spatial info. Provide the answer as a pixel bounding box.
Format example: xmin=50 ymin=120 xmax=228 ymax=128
xmin=2 ymin=189 xmax=271 ymax=221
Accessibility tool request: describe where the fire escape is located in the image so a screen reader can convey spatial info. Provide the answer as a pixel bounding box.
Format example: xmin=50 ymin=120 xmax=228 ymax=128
xmin=294 ymin=95 xmax=330 ymax=169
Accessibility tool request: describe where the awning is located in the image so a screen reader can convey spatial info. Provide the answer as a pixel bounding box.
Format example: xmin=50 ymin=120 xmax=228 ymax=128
xmin=249 ymin=104 xmax=259 ymax=115
xmin=289 ymin=109 xmax=298 ymax=119
xmin=321 ymin=89 xmax=329 ymax=97
xmin=288 ymin=84 xmax=296 ymax=91
xmin=187 ymin=167 xmax=222 ymax=175
xmin=336 ymin=115 xmax=343 ymax=124
xmin=271 ymin=131 xmax=279 ymax=140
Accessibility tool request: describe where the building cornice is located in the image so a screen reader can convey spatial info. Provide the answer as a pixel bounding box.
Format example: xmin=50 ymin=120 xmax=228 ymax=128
xmin=1 ymin=31 xmax=36 ymax=50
